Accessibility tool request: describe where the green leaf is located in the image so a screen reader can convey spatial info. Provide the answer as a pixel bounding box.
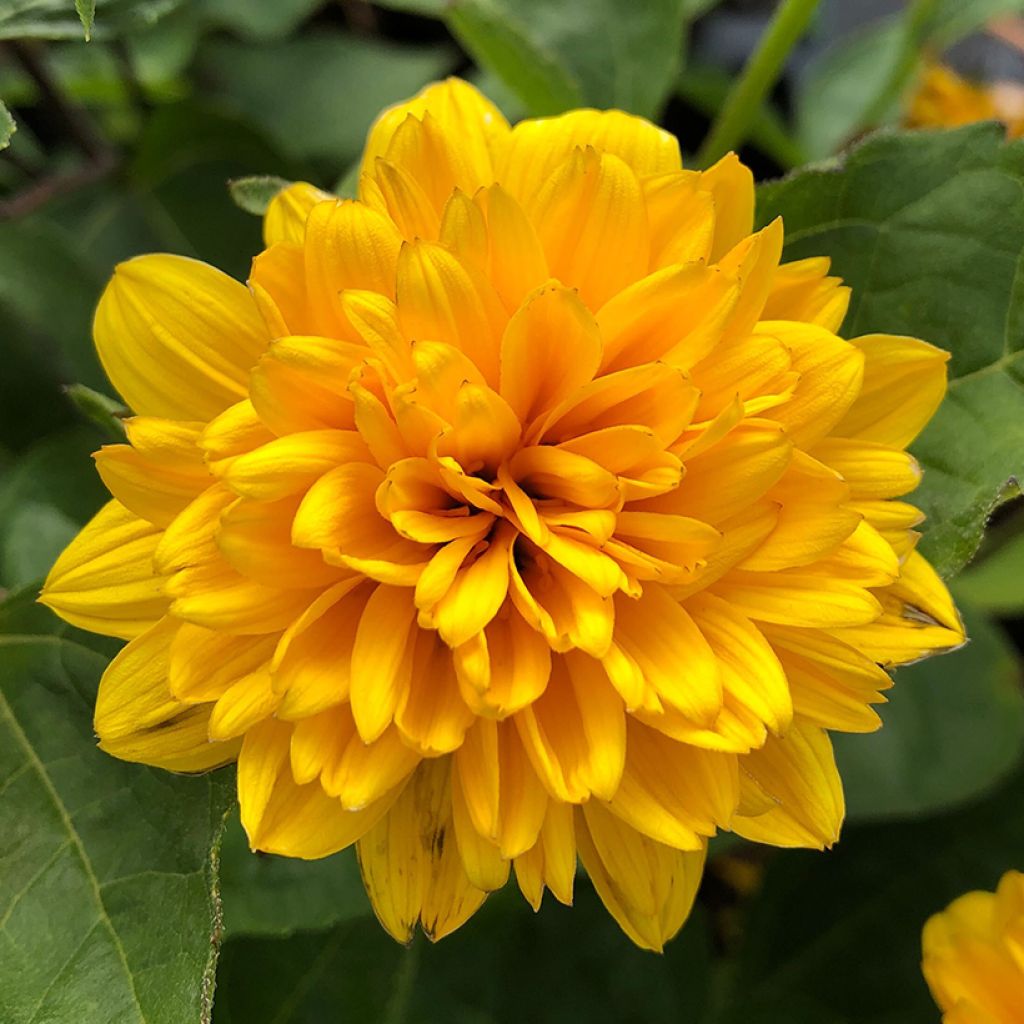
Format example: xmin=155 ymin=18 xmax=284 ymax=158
xmin=218 ymin=816 xmax=370 ymax=938
xmin=834 ymin=603 xmax=1024 ymax=821
xmin=445 ymin=0 xmax=689 ymax=119
xmin=953 ymin=527 xmax=1024 ymax=614
xmin=721 ymin=766 xmax=1024 ymax=1021
xmin=757 ymin=124 xmax=1024 ymax=576
xmin=201 ymin=0 xmax=322 ymax=41
xmin=214 ymin=883 xmax=712 ymax=1024
xmin=65 ymin=383 xmax=127 ymax=441
xmin=0 ymin=219 xmax=106 ymax=395
xmin=198 ymin=31 xmax=455 ymax=168
xmin=0 ymin=98 xmax=14 ymax=151
xmin=0 ymin=427 xmax=108 ymax=590
xmin=0 ymin=636 xmax=234 ymax=1024
xmin=446 ymin=0 xmax=583 ymax=116
xmin=227 ymin=174 xmax=291 ymax=216
xmin=75 ymin=0 xmax=96 ymax=39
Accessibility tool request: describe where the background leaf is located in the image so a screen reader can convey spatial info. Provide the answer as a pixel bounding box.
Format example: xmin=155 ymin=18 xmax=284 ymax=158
xmin=718 ymin=766 xmax=1024 ymax=1022
xmin=0 ymin=637 xmax=234 ymax=1024
xmin=757 ymin=123 xmax=1024 ymax=577
xmin=834 ymin=602 xmax=1024 ymax=820
xmin=444 ymin=0 xmax=688 ymax=118
xmin=214 ymin=883 xmax=713 ymax=1024
xmin=227 ymin=174 xmax=291 ymax=216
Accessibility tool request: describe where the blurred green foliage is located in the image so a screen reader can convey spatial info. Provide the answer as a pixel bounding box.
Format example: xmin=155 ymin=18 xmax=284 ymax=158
xmin=2 ymin=2 xmax=1024 ymax=1022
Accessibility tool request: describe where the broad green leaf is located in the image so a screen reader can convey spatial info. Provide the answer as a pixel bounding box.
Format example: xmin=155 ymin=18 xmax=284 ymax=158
xmin=446 ymin=0 xmax=583 ymax=116
xmin=218 ymin=816 xmax=370 ymax=938
xmin=0 ymin=582 xmax=124 ymax=658
xmin=0 ymin=637 xmax=234 ymax=1024
xmin=721 ymin=766 xmax=1024 ymax=1022
xmin=757 ymin=124 xmax=1024 ymax=576
xmin=953 ymin=526 xmax=1024 ymax=614
xmin=0 ymin=98 xmax=14 ymax=151
xmin=0 ymin=427 xmax=108 ymax=590
xmin=197 ymin=32 xmax=455 ymax=168
xmin=0 ymin=0 xmax=183 ymax=40
xmin=445 ymin=0 xmax=688 ymax=119
xmin=214 ymin=882 xmax=712 ymax=1024
xmin=834 ymin=603 xmax=1024 ymax=820
xmin=227 ymin=174 xmax=291 ymax=216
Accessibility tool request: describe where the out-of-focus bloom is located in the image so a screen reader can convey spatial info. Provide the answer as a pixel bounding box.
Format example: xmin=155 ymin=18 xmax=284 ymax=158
xmin=907 ymin=60 xmax=1024 ymax=138
xmin=41 ymin=78 xmax=964 ymax=950
xmin=923 ymin=870 xmax=1024 ymax=1022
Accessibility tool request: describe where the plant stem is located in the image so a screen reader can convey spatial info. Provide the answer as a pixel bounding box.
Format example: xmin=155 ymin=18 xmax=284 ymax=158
xmin=694 ymin=0 xmax=822 ymax=169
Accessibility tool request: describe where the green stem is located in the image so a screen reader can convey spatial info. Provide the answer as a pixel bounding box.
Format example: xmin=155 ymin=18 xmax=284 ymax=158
xmin=694 ymin=0 xmax=822 ymax=169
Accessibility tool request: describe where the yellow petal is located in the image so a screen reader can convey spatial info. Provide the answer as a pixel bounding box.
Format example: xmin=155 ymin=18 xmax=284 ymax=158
xmin=614 ymin=585 xmax=723 ymax=726
xmin=93 ymin=616 xmax=240 ymax=771
xmin=501 ymin=108 xmax=680 ymax=205
xmin=758 ymin=321 xmax=865 ymax=446
xmin=263 ymin=181 xmax=333 ymax=246
xmin=169 ymin=623 xmax=277 ymax=703
xmin=40 ymin=500 xmax=168 ymax=639
xmin=303 ymin=199 xmax=402 ymax=337
xmin=528 ymin=147 xmax=649 ymax=308
xmin=241 ymin=718 xmax=393 ymax=858
xmin=357 ymin=759 xmax=489 ymax=942
xmin=834 ymin=334 xmax=949 ymax=447
xmin=811 ymin=437 xmax=922 ymax=499
xmin=208 ymin=666 xmax=279 ymax=741
xmin=597 ymin=262 xmax=739 ymax=374
xmin=577 ymin=801 xmax=706 ymax=952
xmin=688 ymin=591 xmax=793 ymax=734
xmin=199 ymin=400 xmax=275 ymax=475
xmin=451 ymin=765 xmax=511 ymax=892
xmin=762 ymin=255 xmax=850 ymax=332
xmin=474 ymin=184 xmax=549 ymax=312
xmin=397 ymin=240 xmax=505 ymax=385
xmin=223 ymin=429 xmax=372 ymax=500
xmin=643 ymin=171 xmax=716 ymax=269
xmin=699 ymin=152 xmax=754 ymax=261
xmin=607 ymin=718 xmax=738 ymax=849
xmin=362 ymin=78 xmax=510 ymax=198
xmin=499 ymin=282 xmax=602 ymax=424
xmin=732 ymin=721 xmax=845 ymax=849
xmin=350 ymin=584 xmax=417 ymax=742
xmin=396 ymin=631 xmax=475 ymax=755
xmin=94 ymin=254 xmax=268 ymax=419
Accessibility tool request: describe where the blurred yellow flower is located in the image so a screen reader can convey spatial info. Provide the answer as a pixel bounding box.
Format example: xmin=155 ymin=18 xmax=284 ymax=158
xmin=923 ymin=870 xmax=1024 ymax=1023
xmin=908 ymin=61 xmax=1024 ymax=138
xmin=41 ymin=78 xmax=964 ymax=949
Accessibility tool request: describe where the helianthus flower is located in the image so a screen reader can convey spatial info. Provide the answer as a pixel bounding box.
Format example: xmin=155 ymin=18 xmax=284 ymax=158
xmin=923 ymin=870 xmax=1024 ymax=1022
xmin=907 ymin=60 xmax=1024 ymax=138
xmin=41 ymin=78 xmax=964 ymax=950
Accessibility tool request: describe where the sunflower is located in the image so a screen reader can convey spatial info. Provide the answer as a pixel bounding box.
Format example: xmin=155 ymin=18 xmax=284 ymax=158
xmin=923 ymin=870 xmax=1024 ymax=1023
xmin=907 ymin=60 xmax=1024 ymax=139
xmin=41 ymin=77 xmax=964 ymax=950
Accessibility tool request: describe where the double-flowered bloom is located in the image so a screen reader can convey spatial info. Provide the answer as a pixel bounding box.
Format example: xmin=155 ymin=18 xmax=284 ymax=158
xmin=42 ymin=78 xmax=964 ymax=949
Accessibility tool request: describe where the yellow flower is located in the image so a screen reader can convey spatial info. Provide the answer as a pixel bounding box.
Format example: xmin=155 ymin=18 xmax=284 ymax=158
xmin=923 ymin=870 xmax=1024 ymax=1023
xmin=907 ymin=61 xmax=1024 ymax=139
xmin=41 ymin=78 xmax=964 ymax=950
